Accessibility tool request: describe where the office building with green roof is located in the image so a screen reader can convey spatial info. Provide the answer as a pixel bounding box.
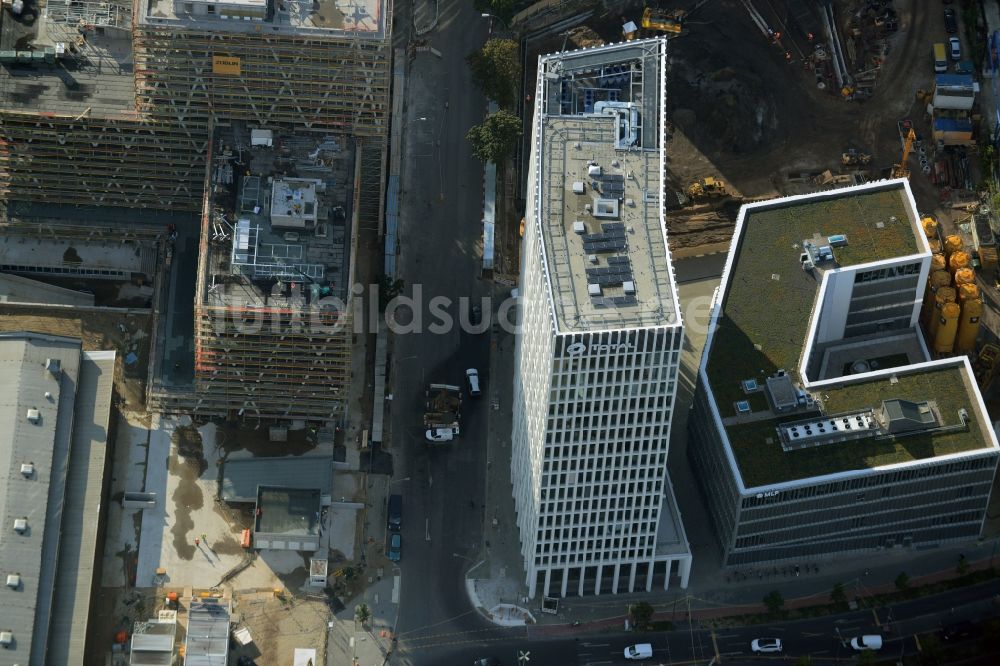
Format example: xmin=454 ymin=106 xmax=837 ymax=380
xmin=688 ymin=179 xmax=1000 ymax=566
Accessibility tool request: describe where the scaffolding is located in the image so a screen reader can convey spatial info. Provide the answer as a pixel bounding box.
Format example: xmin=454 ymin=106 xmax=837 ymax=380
xmin=0 ymin=1 xmax=391 ymax=211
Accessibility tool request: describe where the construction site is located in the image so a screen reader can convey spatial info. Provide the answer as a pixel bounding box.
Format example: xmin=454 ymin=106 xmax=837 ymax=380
xmin=172 ymin=124 xmax=360 ymax=422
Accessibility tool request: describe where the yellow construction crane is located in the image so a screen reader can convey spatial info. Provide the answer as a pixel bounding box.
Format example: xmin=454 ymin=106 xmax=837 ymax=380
xmin=891 ymin=128 xmax=916 ymax=179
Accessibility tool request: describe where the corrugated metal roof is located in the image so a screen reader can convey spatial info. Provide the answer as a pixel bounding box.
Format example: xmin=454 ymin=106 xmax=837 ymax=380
xmin=220 ymin=455 xmax=333 ymax=503
xmin=0 ymin=332 xmax=82 ymax=666
xmin=47 ymin=350 xmax=116 ymax=666
xmin=184 ymin=599 xmax=230 ymax=666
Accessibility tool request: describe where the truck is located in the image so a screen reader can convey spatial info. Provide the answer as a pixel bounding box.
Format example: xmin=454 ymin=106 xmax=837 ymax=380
xmin=934 ymin=43 xmax=947 ymax=73
xmin=424 ymin=383 xmax=461 ymax=439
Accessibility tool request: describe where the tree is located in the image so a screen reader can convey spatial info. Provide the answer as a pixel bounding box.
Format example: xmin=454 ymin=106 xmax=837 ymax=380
xmin=762 ymin=590 xmax=784 ymax=615
xmin=466 ymin=38 xmax=521 ymax=109
xmin=919 ymin=634 xmax=944 ymax=666
xmin=466 ymin=110 xmax=522 ymax=163
xmin=354 ymin=603 xmax=371 ymax=626
xmin=795 ymin=657 xmax=814 ymax=666
xmin=957 ymin=553 xmax=969 ymax=576
xmin=856 ymin=651 xmax=877 ymax=666
xmin=629 ymin=601 xmax=654 ymax=629
xmin=830 ymin=582 xmax=847 ymax=608
xmin=895 ymin=571 xmax=910 ymax=591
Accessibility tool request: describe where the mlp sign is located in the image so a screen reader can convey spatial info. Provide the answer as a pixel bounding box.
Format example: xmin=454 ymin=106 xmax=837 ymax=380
xmin=213 ymin=56 xmax=241 ymax=75
xmin=564 ymin=341 xmax=634 ymax=356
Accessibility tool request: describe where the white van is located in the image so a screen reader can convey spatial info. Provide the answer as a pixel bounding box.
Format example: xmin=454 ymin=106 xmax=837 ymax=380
xmin=624 ymin=643 xmax=653 ymax=660
xmin=466 ymin=368 xmax=481 ymax=397
xmin=851 ymin=635 xmax=883 ymax=651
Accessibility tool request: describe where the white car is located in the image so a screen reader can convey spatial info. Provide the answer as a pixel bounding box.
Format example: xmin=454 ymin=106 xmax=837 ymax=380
xmin=949 ymin=36 xmax=961 ymax=61
xmin=851 ymin=635 xmax=883 ymax=651
xmin=751 ymin=638 xmax=783 ymax=653
xmin=466 ymin=368 xmax=482 ymax=397
xmin=425 ymin=428 xmax=454 ymax=442
xmin=623 ymin=643 xmax=653 ymax=660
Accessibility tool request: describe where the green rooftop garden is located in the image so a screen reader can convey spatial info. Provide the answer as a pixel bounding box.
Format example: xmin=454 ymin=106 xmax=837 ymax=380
xmin=707 ymin=184 xmax=919 ymax=410
xmin=727 ymin=367 xmax=991 ymax=488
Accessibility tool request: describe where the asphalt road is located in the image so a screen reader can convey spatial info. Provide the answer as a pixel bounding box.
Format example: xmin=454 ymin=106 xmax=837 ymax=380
xmin=403 ymin=577 xmax=1000 ymax=665
xmin=390 ymin=0 xmax=497 ymax=656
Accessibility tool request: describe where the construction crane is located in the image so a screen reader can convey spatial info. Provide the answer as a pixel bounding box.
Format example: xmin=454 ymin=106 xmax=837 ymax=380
xmin=890 ymin=128 xmax=917 ymax=179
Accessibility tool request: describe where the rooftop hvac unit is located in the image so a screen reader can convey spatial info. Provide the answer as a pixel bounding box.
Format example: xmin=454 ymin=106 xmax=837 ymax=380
xmin=5 ymin=574 xmax=19 ymax=589
xmin=588 ymin=283 xmax=602 ymax=296
xmin=26 ymin=409 xmax=40 ymax=424
xmin=0 ymin=631 xmax=11 ymax=647
xmin=46 ymin=358 xmax=61 ymax=376
xmin=13 ymin=518 xmax=27 ymax=534
xmin=623 ymin=281 xmax=636 ymax=294
xmin=20 ymin=463 xmax=33 ymax=478
xmin=573 ymin=220 xmax=586 ymax=234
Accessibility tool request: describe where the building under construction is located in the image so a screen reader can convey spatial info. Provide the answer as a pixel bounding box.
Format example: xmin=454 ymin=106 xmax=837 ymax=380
xmin=0 ymin=0 xmax=390 ymax=216
xmin=178 ymin=123 xmax=357 ymax=423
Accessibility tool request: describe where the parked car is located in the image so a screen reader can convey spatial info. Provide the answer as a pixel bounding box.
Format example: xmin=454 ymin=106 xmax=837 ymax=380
xmin=851 ymin=635 xmax=883 ymax=651
xmin=949 ymin=36 xmax=961 ymax=61
xmin=466 ymin=368 xmax=482 ymax=397
xmin=388 ymin=533 xmax=401 ymax=561
xmin=944 ymin=8 xmax=958 ymax=34
xmin=387 ymin=493 xmax=402 ymax=531
xmin=750 ymin=638 xmax=783 ymax=653
xmin=624 ymin=643 xmax=653 ymax=660
xmin=425 ymin=428 xmax=455 ymax=442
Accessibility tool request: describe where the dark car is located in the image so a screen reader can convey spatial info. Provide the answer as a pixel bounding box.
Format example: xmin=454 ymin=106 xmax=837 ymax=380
xmin=473 ymin=659 xmax=501 ymax=666
xmin=941 ymin=621 xmax=980 ymax=642
xmin=944 ymin=8 xmax=958 ymax=34
xmin=387 ymin=493 xmax=402 ymax=531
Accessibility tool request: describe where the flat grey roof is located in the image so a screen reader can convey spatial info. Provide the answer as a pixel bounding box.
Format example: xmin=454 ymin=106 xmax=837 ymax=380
xmin=533 ymin=39 xmax=679 ymax=333
xmin=47 ymin=350 xmax=115 ymax=666
xmin=0 ymin=273 xmax=95 ymax=306
xmin=256 ymin=486 xmax=321 ymax=537
xmin=0 ymin=332 xmax=81 ymax=666
xmin=220 ymin=455 xmax=332 ymax=503
xmin=0 ymin=10 xmax=135 ymax=116
xmin=140 ymin=0 xmax=386 ymax=37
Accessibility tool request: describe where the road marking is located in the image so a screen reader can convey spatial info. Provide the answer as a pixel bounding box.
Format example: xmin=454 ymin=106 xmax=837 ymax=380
xmin=711 ymin=627 xmax=721 ymax=664
xmin=587 ymin=643 xmax=609 ymax=647
xmin=872 ymin=608 xmax=881 ymax=626
xmin=425 ymin=518 xmax=430 ymax=541
xmin=391 ymin=575 xmax=400 ymax=604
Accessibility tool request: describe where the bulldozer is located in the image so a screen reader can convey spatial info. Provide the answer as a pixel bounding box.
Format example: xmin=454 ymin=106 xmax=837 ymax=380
xmin=686 ymin=176 xmax=728 ymax=199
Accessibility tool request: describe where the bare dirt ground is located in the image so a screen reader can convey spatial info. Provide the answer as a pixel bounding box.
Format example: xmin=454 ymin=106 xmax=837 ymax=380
xmin=231 ymin=590 xmax=329 ymax=664
xmin=0 ymin=304 xmax=151 ymax=413
xmin=519 ymin=0 xmax=943 ymax=251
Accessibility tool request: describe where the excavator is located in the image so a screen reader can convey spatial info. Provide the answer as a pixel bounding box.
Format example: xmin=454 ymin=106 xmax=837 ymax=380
xmin=686 ymin=176 xmax=728 ymax=199
xmin=639 ymin=0 xmax=713 ymax=36
xmin=890 ymin=127 xmax=916 ymax=179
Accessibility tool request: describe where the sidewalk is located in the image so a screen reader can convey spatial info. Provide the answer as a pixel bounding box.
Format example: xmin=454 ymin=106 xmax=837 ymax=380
xmin=464 ymin=284 xmax=531 ymax=624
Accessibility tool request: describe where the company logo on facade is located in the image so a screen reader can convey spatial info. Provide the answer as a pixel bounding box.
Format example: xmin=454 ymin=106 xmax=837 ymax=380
xmin=565 ymin=341 xmax=634 ymax=356
xmin=755 ymin=490 xmax=780 ymax=499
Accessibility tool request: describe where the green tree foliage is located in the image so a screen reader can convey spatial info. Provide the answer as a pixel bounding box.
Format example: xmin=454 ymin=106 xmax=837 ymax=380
xmin=895 ymin=571 xmax=910 ymax=591
xmin=856 ymin=651 xmax=877 ymax=666
xmin=629 ymin=601 xmax=654 ymax=629
xmin=830 ymin=582 xmax=847 ymax=608
xmin=355 ymin=603 xmax=371 ymax=625
xmin=466 ymin=38 xmax=521 ymax=109
xmin=795 ymin=657 xmax=814 ymax=666
xmin=466 ymin=110 xmax=523 ymax=163
xmin=957 ymin=554 xmax=969 ymax=576
xmin=919 ymin=634 xmax=944 ymax=666
xmin=762 ymin=590 xmax=784 ymax=614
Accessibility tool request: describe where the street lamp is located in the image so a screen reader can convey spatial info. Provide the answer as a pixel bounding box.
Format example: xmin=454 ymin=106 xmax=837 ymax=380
xmin=481 ymin=12 xmax=509 ymax=33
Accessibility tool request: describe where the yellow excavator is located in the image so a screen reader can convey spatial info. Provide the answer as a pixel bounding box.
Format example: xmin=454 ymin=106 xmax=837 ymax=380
xmin=687 ymin=176 xmax=728 ymax=199
xmin=641 ymin=7 xmax=686 ymax=34
xmin=890 ymin=127 xmax=916 ymax=179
